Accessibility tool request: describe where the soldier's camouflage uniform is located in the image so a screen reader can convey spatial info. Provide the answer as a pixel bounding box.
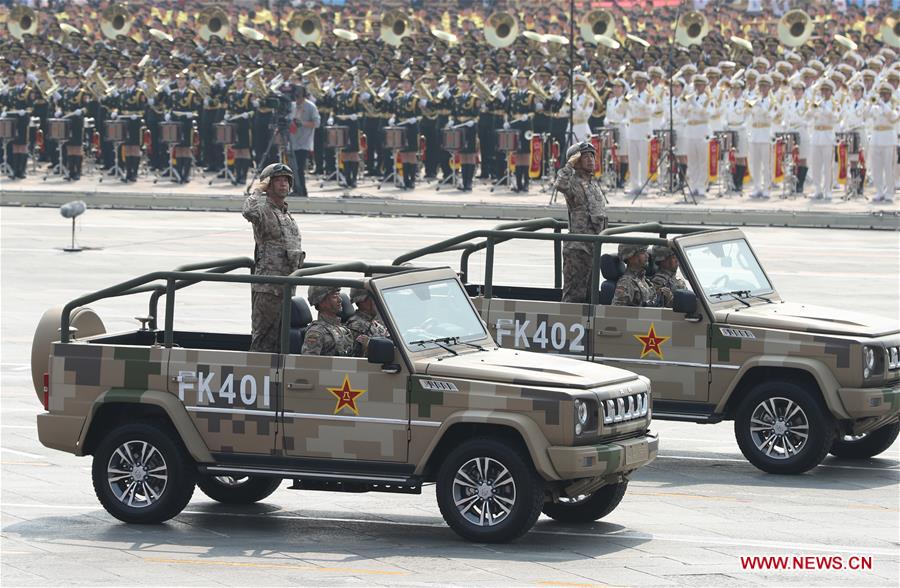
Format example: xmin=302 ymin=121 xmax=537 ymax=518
xmin=301 ymin=314 xmax=355 ymax=356
xmin=554 ymin=162 xmax=608 ymax=303
xmin=613 ymin=268 xmax=671 ymax=307
xmin=242 ymin=189 xmax=304 ymax=353
xmin=345 ymin=310 xmax=390 ymax=357
xmin=650 ymin=269 xmax=687 ymax=308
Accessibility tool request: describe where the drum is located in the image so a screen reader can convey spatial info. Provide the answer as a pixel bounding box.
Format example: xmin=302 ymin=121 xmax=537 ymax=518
xmin=836 ymin=131 xmax=859 ymax=154
xmin=213 ymin=122 xmax=236 ymax=145
xmin=775 ymin=132 xmax=799 ymax=147
xmin=0 ymin=118 xmax=14 ymax=140
xmin=384 ymin=126 xmax=407 ymax=150
xmin=325 ymin=125 xmax=349 ymax=149
xmin=47 ymin=118 xmax=70 ymax=141
xmin=105 ymin=120 xmax=128 ymax=142
xmin=442 ymin=128 xmax=465 ymax=151
xmin=496 ymin=129 xmax=519 ymax=152
xmin=714 ymin=131 xmax=737 ymax=159
xmin=159 ymin=121 xmax=183 ymax=144
xmin=599 ymin=126 xmax=620 ymax=149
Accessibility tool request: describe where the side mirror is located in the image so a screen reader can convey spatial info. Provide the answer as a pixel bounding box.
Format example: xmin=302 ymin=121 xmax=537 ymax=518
xmin=367 ymin=337 xmax=396 ymax=365
xmin=672 ymin=289 xmax=698 ymax=316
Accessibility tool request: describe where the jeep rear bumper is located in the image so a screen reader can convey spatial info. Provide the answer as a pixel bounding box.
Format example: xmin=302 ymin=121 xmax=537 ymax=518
xmin=546 ymin=433 xmax=658 ymax=480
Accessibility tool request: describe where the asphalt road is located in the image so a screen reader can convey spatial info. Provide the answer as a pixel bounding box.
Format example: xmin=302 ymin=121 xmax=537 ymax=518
xmin=2 ymin=209 xmax=898 ymax=586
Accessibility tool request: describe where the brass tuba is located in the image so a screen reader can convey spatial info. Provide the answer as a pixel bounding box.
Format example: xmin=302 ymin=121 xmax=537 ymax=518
xmin=198 ymin=6 xmax=231 ymax=42
xmin=675 ymin=11 xmax=709 ymax=47
xmin=778 ymin=9 xmax=813 ymax=47
xmin=290 ymin=10 xmax=322 ymax=46
xmin=381 ymin=9 xmax=411 ymax=47
xmin=485 ymin=12 xmax=518 ymax=48
xmin=100 ymin=3 xmax=133 ymax=40
xmin=882 ymin=14 xmax=900 ymax=48
xmin=7 ymin=6 xmax=38 ymax=40
xmin=580 ymin=10 xmax=616 ymax=46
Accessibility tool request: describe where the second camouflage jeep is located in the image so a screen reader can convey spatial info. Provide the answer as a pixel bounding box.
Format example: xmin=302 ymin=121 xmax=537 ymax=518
xmin=395 ymin=219 xmax=900 ymax=475
xmin=31 ymin=259 xmax=657 ymax=543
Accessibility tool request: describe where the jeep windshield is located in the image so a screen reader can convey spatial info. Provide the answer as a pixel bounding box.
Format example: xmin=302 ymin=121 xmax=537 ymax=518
xmin=683 ymin=238 xmax=774 ymax=301
xmin=381 ymin=277 xmax=489 ymax=351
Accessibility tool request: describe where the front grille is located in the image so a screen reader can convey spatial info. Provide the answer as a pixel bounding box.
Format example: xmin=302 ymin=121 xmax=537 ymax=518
xmin=602 ymin=392 xmax=649 ymax=425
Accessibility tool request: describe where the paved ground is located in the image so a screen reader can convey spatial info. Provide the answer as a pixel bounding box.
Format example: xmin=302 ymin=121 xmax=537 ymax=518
xmin=2 ymin=164 xmax=898 ymax=230
xmin=2 ymin=210 xmax=898 ymax=586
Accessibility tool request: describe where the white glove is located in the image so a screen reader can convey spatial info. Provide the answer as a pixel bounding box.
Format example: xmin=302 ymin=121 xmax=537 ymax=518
xmin=111 ymin=111 xmax=118 ymax=119
xmin=361 ymin=91 xmax=371 ymax=101
xmin=52 ymin=91 xmax=62 ymax=102
xmin=111 ymin=89 xmax=119 ymax=98
xmin=327 ymin=116 xmax=334 ymax=126
xmin=388 ymin=116 xmax=396 ymax=126
xmin=18 ymin=109 xmax=27 ymax=116
xmin=404 ymin=117 xmax=418 ymax=125
xmin=203 ymin=97 xmax=210 ymax=107
xmin=465 ymin=120 xmax=475 ymax=127
xmin=164 ymin=113 xmax=171 ymax=121
xmin=74 ymin=108 xmax=82 ymax=117
xmin=535 ymin=101 xmax=544 ymax=111
xmin=418 ymin=98 xmax=428 ymax=109
xmin=445 ymin=118 xmax=454 ymax=129
xmin=439 ymin=89 xmax=450 ymax=100
xmin=54 ymin=110 xmax=63 ymax=118
xmin=147 ymin=97 xmax=155 ymax=106
xmin=214 ymin=72 xmax=224 ymax=81
xmin=242 ymin=112 xmax=251 ymax=119
xmin=349 ymin=113 xmax=358 ymax=121
xmin=130 ymin=114 xmax=139 ymax=120
xmin=186 ymin=113 xmax=193 ymax=119
xmin=503 ymin=121 xmax=510 ymax=130
xmin=252 ymin=99 xmax=260 ymax=108
xmin=190 ymin=79 xmax=201 ymax=89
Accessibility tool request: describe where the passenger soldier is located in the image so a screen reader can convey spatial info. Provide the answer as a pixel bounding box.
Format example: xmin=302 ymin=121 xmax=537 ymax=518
xmin=649 ymin=245 xmax=687 ymax=307
xmin=612 ymin=243 xmax=672 ymax=307
xmin=302 ymin=286 xmax=367 ymax=356
xmin=554 ymin=141 xmax=608 ymax=303
xmin=242 ymin=163 xmax=305 ymax=353
xmin=345 ymin=287 xmax=390 ymax=357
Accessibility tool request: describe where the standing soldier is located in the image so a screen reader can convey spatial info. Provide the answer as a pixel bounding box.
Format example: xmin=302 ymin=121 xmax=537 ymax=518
xmin=392 ymin=74 xmax=423 ymax=189
xmin=167 ymin=71 xmax=201 ymax=183
xmin=626 ymin=72 xmax=653 ymax=197
xmin=781 ymin=79 xmax=809 ymax=194
xmin=723 ymin=80 xmax=748 ymax=193
xmin=332 ymin=72 xmax=361 ymax=187
xmin=554 ymin=141 xmax=607 ymax=303
xmin=548 ymin=68 xmax=570 ymax=167
xmin=682 ymin=75 xmax=712 ymax=198
xmin=361 ymin=69 xmax=387 ymax=178
xmin=604 ymin=79 xmax=628 ymax=189
xmin=569 ymin=75 xmax=595 ymax=143
xmin=242 ymin=163 xmax=304 ymax=353
xmin=203 ymin=64 xmax=228 ymax=173
xmin=840 ymin=81 xmax=868 ymax=197
xmin=115 ymin=69 xmax=148 ymax=182
xmin=507 ymin=71 xmax=536 ymax=192
xmin=807 ymin=79 xmax=840 ymax=201
xmin=225 ymin=72 xmax=254 ymax=185
xmin=55 ymin=71 xmax=92 ymax=180
xmin=2 ymin=69 xmax=36 ymax=179
xmin=450 ymin=74 xmax=481 ymax=191
xmin=418 ymin=72 xmax=442 ymax=180
xmin=867 ymin=83 xmax=897 ymax=203
xmin=746 ymin=75 xmax=777 ymax=199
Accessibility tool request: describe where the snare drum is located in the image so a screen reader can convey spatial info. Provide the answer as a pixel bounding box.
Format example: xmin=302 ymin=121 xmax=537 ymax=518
xmin=0 ymin=118 xmax=14 ymax=140
xmin=442 ymin=128 xmax=464 ymax=151
xmin=159 ymin=121 xmax=183 ymax=144
xmin=714 ymin=130 xmax=737 ymax=159
xmin=836 ymin=131 xmax=860 ymax=154
xmin=105 ymin=120 xmax=128 ymax=142
xmin=383 ymin=126 xmax=407 ymax=150
xmin=48 ymin=118 xmax=70 ymax=141
xmin=214 ymin=122 xmax=236 ymax=145
xmin=325 ymin=125 xmax=349 ymax=149
xmin=496 ymin=129 xmax=519 ymax=152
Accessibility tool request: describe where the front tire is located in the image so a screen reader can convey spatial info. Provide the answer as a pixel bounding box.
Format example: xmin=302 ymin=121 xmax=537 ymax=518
xmin=197 ymin=475 xmax=282 ymax=504
xmin=436 ymin=437 xmax=544 ymax=543
xmin=542 ymin=481 xmax=628 ymax=523
xmin=92 ymin=423 xmax=196 ymax=523
xmin=829 ymin=422 xmax=900 ymax=459
xmin=734 ymin=380 xmax=834 ymax=474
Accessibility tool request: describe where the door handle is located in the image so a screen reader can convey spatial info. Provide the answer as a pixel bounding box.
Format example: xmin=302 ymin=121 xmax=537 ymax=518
xmin=597 ymin=328 xmax=622 ymax=337
xmin=287 ymin=380 xmax=314 ymax=390
xmin=171 ymin=372 xmax=197 ymax=383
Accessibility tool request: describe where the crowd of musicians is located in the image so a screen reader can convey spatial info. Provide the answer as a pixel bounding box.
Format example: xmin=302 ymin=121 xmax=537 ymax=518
xmin=0 ymin=1 xmax=897 ymax=200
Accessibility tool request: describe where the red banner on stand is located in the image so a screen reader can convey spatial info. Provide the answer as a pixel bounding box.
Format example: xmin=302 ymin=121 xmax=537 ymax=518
xmin=773 ymin=140 xmax=785 ymax=182
xmin=418 ymin=134 xmax=426 ymax=163
xmin=708 ymin=139 xmax=719 ymax=181
xmin=529 ymin=135 xmax=543 ymax=178
xmin=591 ymin=134 xmax=602 ymax=177
xmin=837 ymin=142 xmax=848 ymax=185
xmin=359 ymin=132 xmax=367 ymax=163
xmin=551 ymin=140 xmax=560 ymax=170
xmin=649 ymin=137 xmax=660 ymax=179
xmin=858 ymin=149 xmax=866 ymax=182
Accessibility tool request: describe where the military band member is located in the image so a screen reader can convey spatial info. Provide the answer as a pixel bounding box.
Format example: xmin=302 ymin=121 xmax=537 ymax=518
xmin=723 ymin=80 xmax=748 ymax=193
xmin=547 ymin=70 xmax=570 ymax=169
xmin=746 ymin=75 xmax=777 ymax=199
xmin=506 ymin=71 xmax=536 ymax=192
xmin=55 ymin=71 xmax=92 ymax=180
xmin=626 ymin=72 xmax=653 ymax=196
xmin=2 ymin=69 xmax=36 ymax=179
xmin=331 ymin=72 xmax=362 ymax=187
xmin=449 ymin=74 xmax=481 ymax=192
xmin=483 ymin=70 xmax=508 ymax=180
xmin=391 ymin=75 xmax=423 ymax=189
xmin=682 ymin=75 xmax=712 ymax=198
xmin=668 ymin=77 xmax=689 ymax=189
xmin=569 ymin=75 xmax=594 ymax=143
xmin=418 ymin=72 xmax=442 ymax=180
xmin=361 ymin=69 xmax=388 ymax=178
xmin=604 ymin=79 xmax=628 ymax=188
xmin=202 ymin=65 xmax=228 ymax=173
xmin=251 ymin=70 xmax=276 ymax=169
xmin=225 ymin=72 xmax=254 ymax=184
xmin=808 ymin=80 xmax=840 ymax=201
xmin=114 ymin=70 xmax=147 ymax=182
xmin=313 ymin=74 xmax=335 ymax=177
xmin=781 ymin=80 xmax=810 ymax=194
xmin=840 ymin=82 xmax=869 ymax=197
xmin=144 ymin=70 xmax=170 ymax=172
xmin=166 ymin=72 xmax=201 ymax=183
xmin=867 ymin=84 xmax=898 ymax=203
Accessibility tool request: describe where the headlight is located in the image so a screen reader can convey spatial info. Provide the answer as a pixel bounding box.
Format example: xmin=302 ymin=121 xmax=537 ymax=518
xmin=863 ymin=346 xmax=876 ymax=378
xmin=575 ymin=399 xmax=588 ymax=435
xmin=889 ymin=346 xmax=900 ymax=370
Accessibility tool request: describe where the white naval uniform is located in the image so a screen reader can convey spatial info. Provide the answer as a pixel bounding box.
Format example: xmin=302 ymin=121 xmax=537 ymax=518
xmin=666 ymin=95 xmax=688 ymax=157
xmin=682 ymin=92 xmax=712 ymax=196
xmin=723 ymin=96 xmax=747 ymax=158
xmin=625 ymin=89 xmax=653 ymax=192
xmin=747 ymin=95 xmax=777 ymax=197
xmin=781 ymin=97 xmax=810 ymax=161
xmin=867 ymin=98 xmax=899 ymax=202
xmin=604 ymin=94 xmax=628 ymax=155
xmin=807 ymin=99 xmax=840 ymax=199
xmin=841 ymin=97 xmax=869 ymax=163
xmin=569 ymin=91 xmax=594 ymax=143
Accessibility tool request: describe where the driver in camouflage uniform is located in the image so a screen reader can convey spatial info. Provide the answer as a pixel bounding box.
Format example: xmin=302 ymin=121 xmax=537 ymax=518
xmin=613 ymin=244 xmax=672 ymax=307
xmin=649 ymin=245 xmax=687 ymax=307
xmin=302 ymin=286 xmax=365 ymax=356
xmin=242 ymin=163 xmax=304 ymax=353
xmin=345 ymin=287 xmax=389 ymax=356
xmin=554 ymin=141 xmax=608 ymax=303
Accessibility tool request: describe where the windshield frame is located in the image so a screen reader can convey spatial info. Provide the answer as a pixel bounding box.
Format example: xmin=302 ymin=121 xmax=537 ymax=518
xmin=678 ymin=235 xmax=778 ymax=306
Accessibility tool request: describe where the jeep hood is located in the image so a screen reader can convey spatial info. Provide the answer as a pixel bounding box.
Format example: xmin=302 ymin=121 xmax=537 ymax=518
xmin=417 ymin=348 xmax=640 ymax=389
xmin=718 ymin=302 xmax=899 ymax=338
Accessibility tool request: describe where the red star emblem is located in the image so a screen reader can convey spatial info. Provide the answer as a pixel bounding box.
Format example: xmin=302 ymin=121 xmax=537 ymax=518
xmin=634 ymin=323 xmax=670 ymax=359
xmin=327 ymin=375 xmax=367 ymax=415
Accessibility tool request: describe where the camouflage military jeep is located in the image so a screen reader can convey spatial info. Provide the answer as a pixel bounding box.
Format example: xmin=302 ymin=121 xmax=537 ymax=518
xmin=31 ymin=258 xmax=657 ymax=543
xmin=395 ymin=219 xmax=900 ymax=475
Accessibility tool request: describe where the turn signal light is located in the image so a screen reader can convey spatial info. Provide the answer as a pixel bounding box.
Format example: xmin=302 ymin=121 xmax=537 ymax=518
xmin=42 ymin=372 xmax=49 ymax=411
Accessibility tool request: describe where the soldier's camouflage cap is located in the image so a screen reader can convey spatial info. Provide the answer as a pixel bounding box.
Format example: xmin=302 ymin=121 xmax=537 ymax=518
xmin=308 ymin=285 xmax=340 ymax=306
xmin=350 ymin=287 xmax=370 ymax=304
xmin=618 ymin=243 xmax=648 ymax=260
xmin=650 ymin=244 xmax=676 ymax=262
xmin=565 ymin=141 xmax=596 ymax=159
xmin=260 ymin=162 xmax=294 ymax=186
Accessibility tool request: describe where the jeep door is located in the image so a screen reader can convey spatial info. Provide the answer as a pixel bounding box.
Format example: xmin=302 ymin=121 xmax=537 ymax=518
xmin=167 ymin=348 xmax=280 ymax=457
xmin=279 ymin=355 xmax=410 ymax=464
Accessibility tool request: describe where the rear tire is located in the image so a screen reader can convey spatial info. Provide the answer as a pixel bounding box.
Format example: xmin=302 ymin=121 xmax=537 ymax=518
xmin=92 ymin=423 xmax=195 ymax=523
xmin=829 ymin=422 xmax=900 ymax=459
xmin=436 ymin=437 xmax=544 ymax=543
xmin=197 ymin=475 xmax=282 ymax=504
xmin=542 ymin=481 xmax=628 ymax=523
xmin=734 ymin=380 xmax=834 ymax=474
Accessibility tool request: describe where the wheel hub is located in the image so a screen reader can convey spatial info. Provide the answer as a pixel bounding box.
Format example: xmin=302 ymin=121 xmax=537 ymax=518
xmin=477 ymin=483 xmax=493 ymax=499
xmin=131 ymin=465 xmax=148 ymax=482
xmin=773 ymin=420 xmax=788 ymax=435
